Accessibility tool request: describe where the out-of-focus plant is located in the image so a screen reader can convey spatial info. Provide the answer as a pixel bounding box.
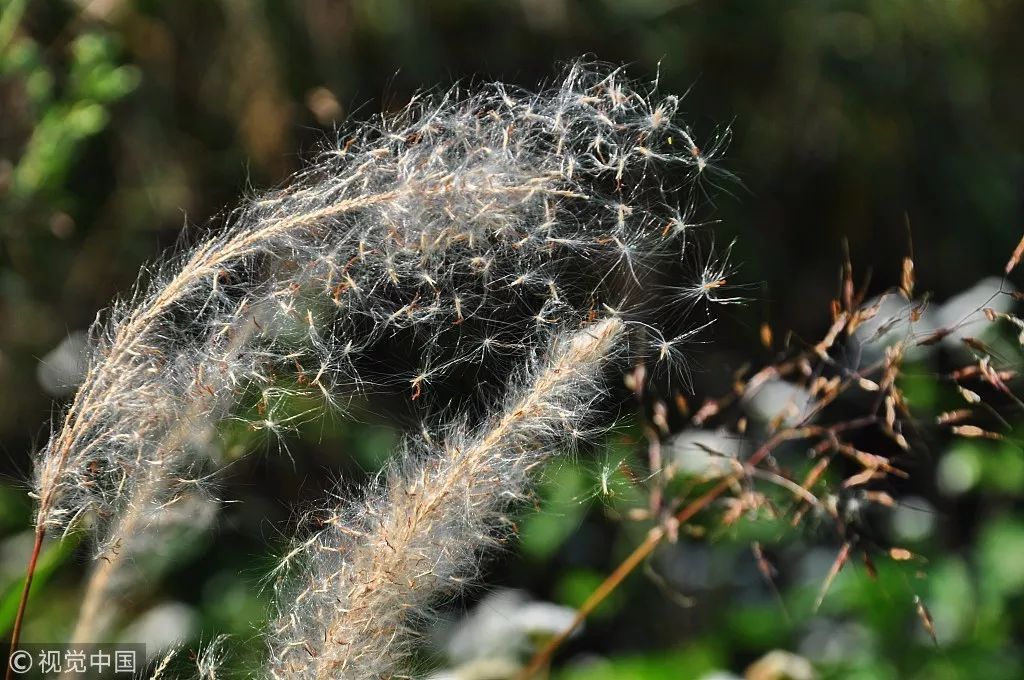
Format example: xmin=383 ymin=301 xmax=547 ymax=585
xmin=508 ymin=243 xmax=1024 ymax=680
xmin=0 ymin=0 xmax=139 ymax=208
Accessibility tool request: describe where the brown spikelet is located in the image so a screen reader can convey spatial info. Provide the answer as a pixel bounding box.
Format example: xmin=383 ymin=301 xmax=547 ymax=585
xmin=1005 ymin=234 xmax=1024 ymax=274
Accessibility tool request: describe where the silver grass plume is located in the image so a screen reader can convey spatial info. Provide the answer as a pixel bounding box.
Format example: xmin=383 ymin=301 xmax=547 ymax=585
xmin=24 ymin=61 xmax=728 ymax=642
xmin=266 ymin=317 xmax=623 ymax=679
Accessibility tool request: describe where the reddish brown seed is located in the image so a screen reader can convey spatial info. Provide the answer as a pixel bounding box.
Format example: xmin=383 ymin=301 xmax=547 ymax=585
xmin=674 ymin=392 xmax=690 ymax=417
xmin=1005 ymin=234 xmax=1024 ymax=274
xmin=900 ymin=257 xmax=915 ymax=299
xmin=915 ymin=595 xmax=938 ymax=645
xmin=952 ymin=425 xmax=1002 ymax=440
xmin=936 ymin=409 xmax=972 ymax=425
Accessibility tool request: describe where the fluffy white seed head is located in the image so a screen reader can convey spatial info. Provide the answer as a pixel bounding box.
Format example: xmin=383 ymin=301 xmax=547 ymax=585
xmin=266 ymin=318 xmax=623 ymax=679
xmin=33 ymin=61 xmax=721 ymax=552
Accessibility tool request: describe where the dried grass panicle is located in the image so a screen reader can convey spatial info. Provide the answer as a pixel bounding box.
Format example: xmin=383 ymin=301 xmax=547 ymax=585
xmin=35 ymin=60 xmax=715 ymax=539
xmin=25 ymin=60 xmax=724 ymax=648
xmin=267 ymin=318 xmax=622 ymax=679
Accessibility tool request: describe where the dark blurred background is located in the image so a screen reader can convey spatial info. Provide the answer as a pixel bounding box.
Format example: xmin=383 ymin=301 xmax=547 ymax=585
xmin=1 ymin=1 xmax=1023 ymax=678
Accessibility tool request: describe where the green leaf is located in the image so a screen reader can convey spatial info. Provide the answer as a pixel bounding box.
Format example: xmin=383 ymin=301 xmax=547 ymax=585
xmin=0 ymin=533 xmax=80 ymax=637
xmin=519 ymin=461 xmax=589 ymax=560
xmin=979 ymin=518 xmax=1024 ymax=596
xmin=554 ymin=644 xmax=723 ymax=680
xmin=554 ymin=568 xmax=623 ymax=621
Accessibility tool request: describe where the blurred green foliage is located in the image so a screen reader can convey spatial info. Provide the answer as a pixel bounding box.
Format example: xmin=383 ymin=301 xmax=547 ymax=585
xmin=1 ymin=1 xmax=1022 ymax=678
xmin=1 ymin=0 xmax=139 ymax=204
